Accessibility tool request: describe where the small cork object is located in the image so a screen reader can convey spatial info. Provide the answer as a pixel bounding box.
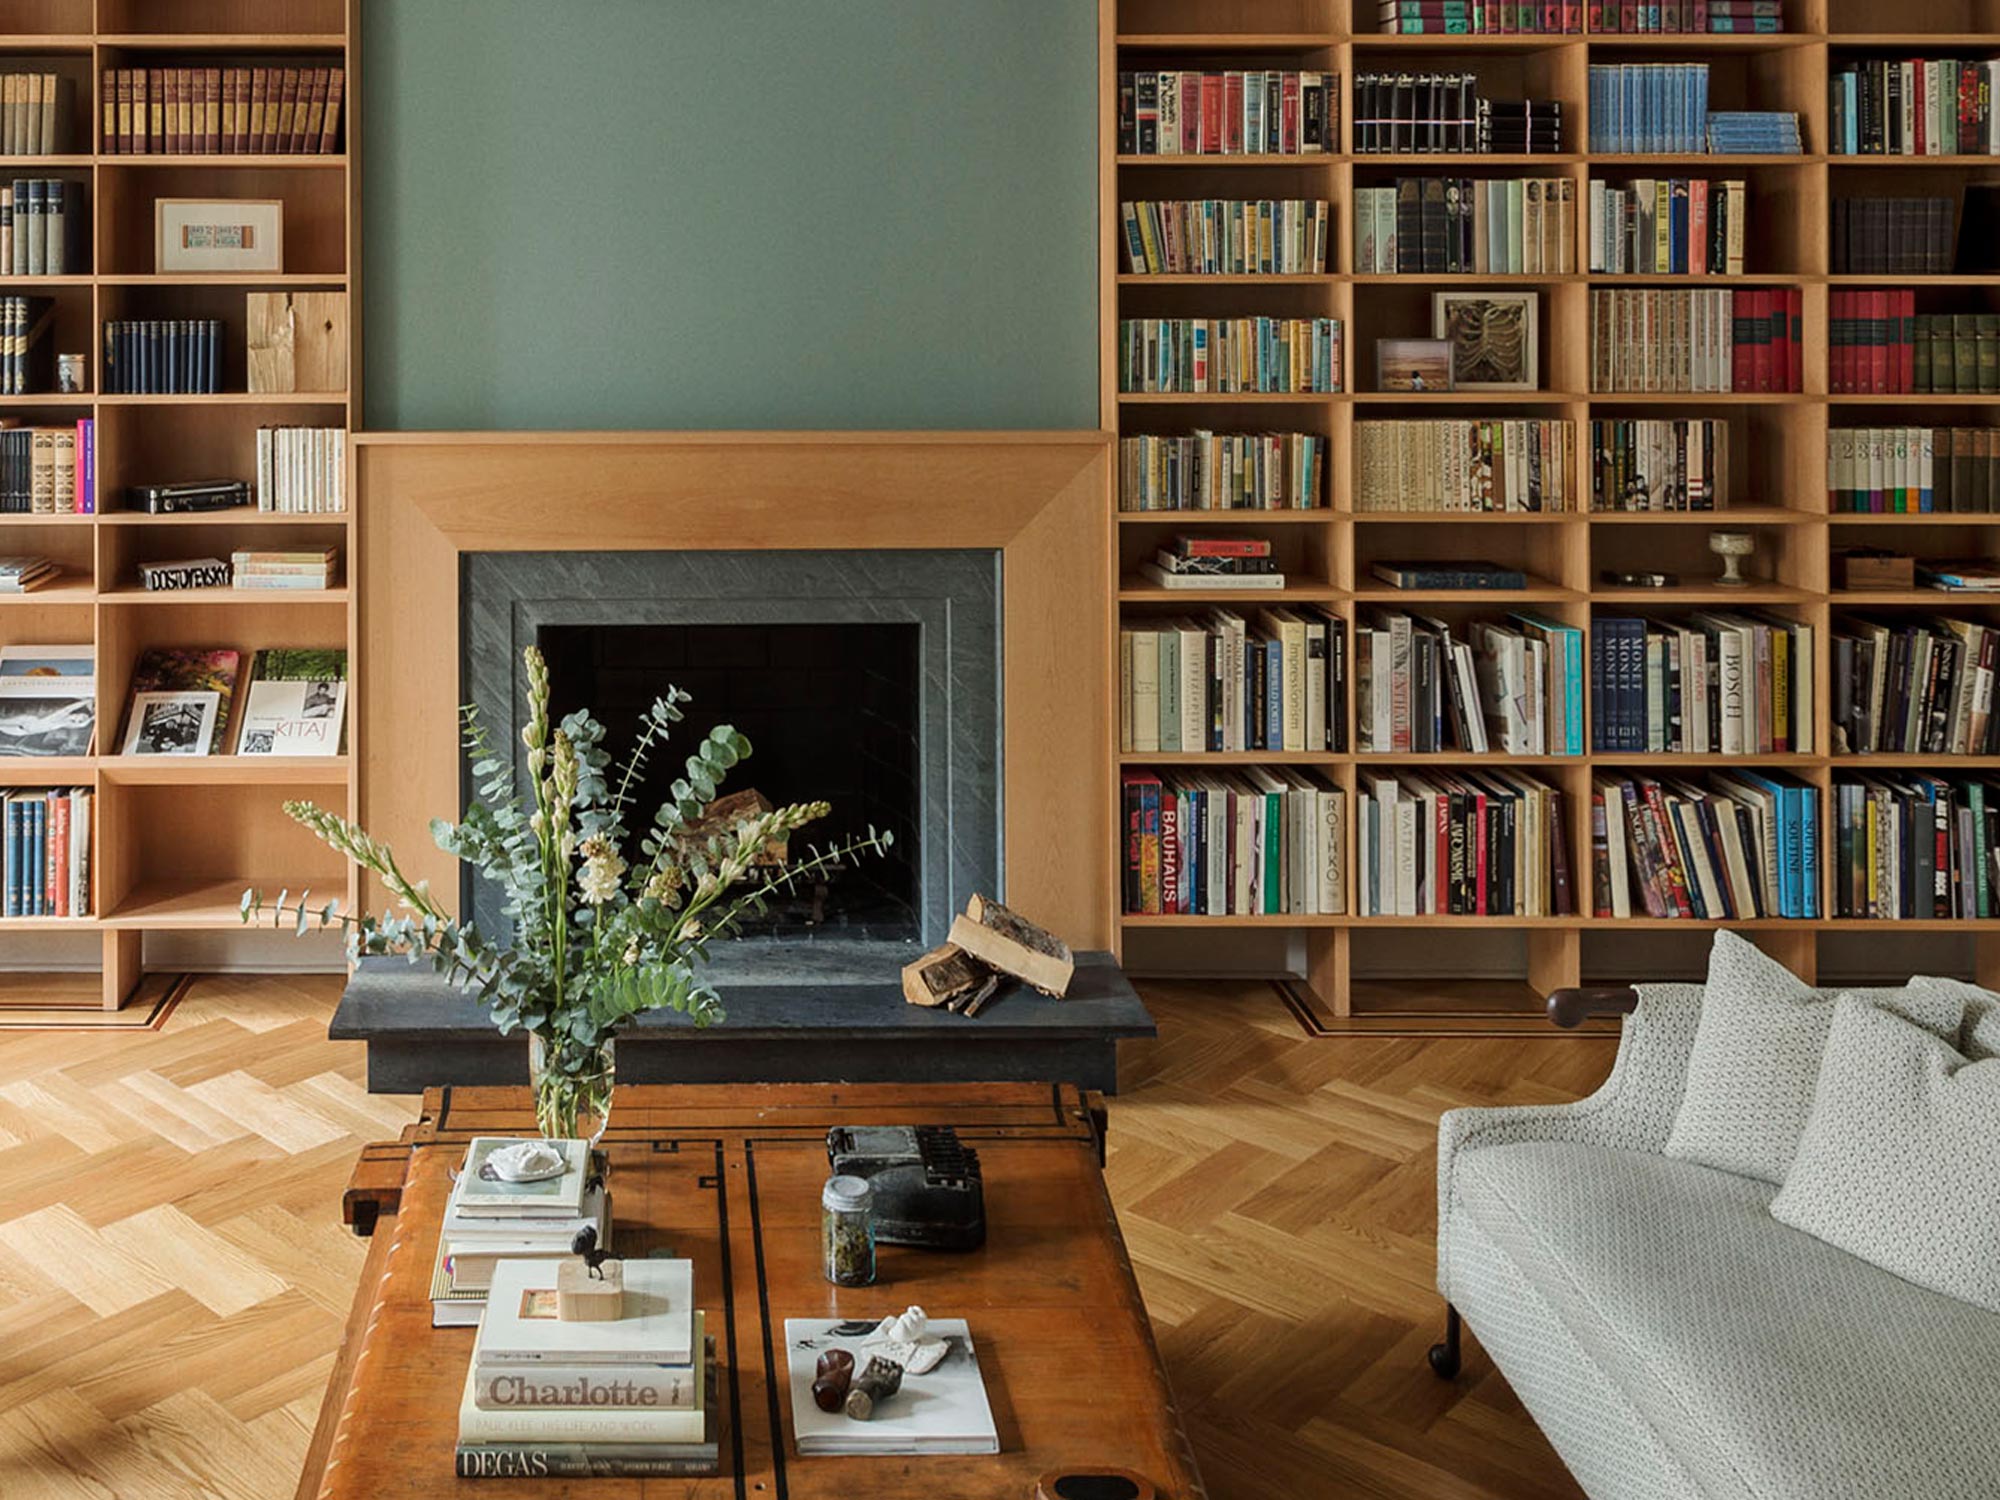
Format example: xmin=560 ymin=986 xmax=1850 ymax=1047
xmin=555 ymin=1257 xmax=624 ymax=1321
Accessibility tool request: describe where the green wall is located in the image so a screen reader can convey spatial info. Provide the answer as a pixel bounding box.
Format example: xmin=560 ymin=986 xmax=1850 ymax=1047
xmin=361 ymin=2 xmax=1098 ymax=431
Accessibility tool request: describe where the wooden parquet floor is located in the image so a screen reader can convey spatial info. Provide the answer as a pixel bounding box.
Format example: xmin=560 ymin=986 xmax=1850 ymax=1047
xmin=0 ymin=971 xmax=1615 ymax=1500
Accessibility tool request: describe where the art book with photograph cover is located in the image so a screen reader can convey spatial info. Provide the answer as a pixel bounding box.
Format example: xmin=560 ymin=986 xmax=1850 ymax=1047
xmin=233 ymin=647 xmax=347 ymax=755
xmin=118 ymin=647 xmax=239 ymax=756
xmin=784 ymin=1317 xmax=998 ymax=1456
xmin=0 ymin=643 xmax=92 ymax=756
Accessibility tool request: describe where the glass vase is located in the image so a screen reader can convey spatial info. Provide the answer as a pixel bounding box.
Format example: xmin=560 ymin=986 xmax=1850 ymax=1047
xmin=527 ymin=1032 xmax=617 ymax=1144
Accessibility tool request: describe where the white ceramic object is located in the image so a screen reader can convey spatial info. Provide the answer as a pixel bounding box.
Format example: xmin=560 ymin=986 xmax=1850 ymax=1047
xmin=864 ymin=1305 xmax=949 ymax=1374
xmin=484 ymin=1139 xmax=569 ymax=1182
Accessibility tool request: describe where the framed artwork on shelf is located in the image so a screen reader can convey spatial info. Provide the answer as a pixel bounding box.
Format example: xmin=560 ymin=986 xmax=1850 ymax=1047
xmin=1376 ymin=337 xmax=1455 ymax=393
xmin=1432 ymin=290 xmax=1538 ymax=391
xmin=155 ymin=198 xmax=284 ymax=274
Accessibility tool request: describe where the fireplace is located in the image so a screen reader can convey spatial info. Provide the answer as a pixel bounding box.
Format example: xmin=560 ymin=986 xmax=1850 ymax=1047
xmin=460 ymin=548 xmax=1002 ymax=979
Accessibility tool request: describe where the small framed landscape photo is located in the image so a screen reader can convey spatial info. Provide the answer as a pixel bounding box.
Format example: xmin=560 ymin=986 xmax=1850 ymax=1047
xmin=1376 ymin=337 xmax=1454 ymax=393
xmin=155 ymin=198 xmax=283 ymax=274
xmin=1432 ymin=290 xmax=1538 ymax=391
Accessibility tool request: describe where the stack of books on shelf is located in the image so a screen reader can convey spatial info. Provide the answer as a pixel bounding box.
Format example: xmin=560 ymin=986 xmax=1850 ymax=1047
xmin=1918 ymin=560 xmax=2000 ymax=592
xmin=1120 ymin=600 xmax=1347 ymax=753
xmin=1704 ymin=113 xmax=1803 ymax=155
xmin=1116 ymin=70 xmax=1338 ymax=156
xmin=256 ymin=427 xmax=346 ymax=513
xmin=1 ymin=785 xmax=89 ymax=917
xmin=231 ymin=548 xmax=337 ymax=592
xmin=1353 ymin=177 xmax=1576 ymax=275
xmin=1353 ymin=75 xmax=1561 ymax=154
xmin=100 ymin=67 xmax=345 ymax=155
xmin=1376 ymin=1 xmax=1582 ymax=34
xmin=1593 ymin=1 xmax=1785 ymax=31
xmin=102 ymin=319 xmax=222 ymax=395
xmin=1827 ymin=426 xmax=2000 ymax=514
xmin=0 ymin=73 xmax=71 ymax=154
xmin=1119 ymin=199 xmax=1330 ymax=276
xmin=432 ymin=1137 xmax=608 ymax=1328
xmin=0 ymin=644 xmax=92 ymax=760
xmin=1828 ymin=60 xmax=2000 ymax=156
xmin=1357 ymin=609 xmax=1584 ymax=756
xmin=1593 ymin=771 xmax=1818 ymax=921
xmin=0 ymin=421 xmax=91 ymax=513
xmin=1122 ymin=768 xmax=1344 ymax=917
xmin=1356 ymin=770 xmax=1573 ymax=918
xmin=1117 ymin=431 xmax=1325 ymax=512
xmin=0 ymin=554 xmax=54 ymax=592
xmin=1830 ymin=301 xmax=1999 ymax=396
xmin=1592 ymin=613 xmax=1815 ymax=754
xmin=1355 ymin=419 xmax=1576 ymax=513
xmin=1589 ymin=287 xmax=1801 ymax=392
xmin=1833 ymin=616 xmax=2000 ymax=757
xmin=1137 ymin=534 xmax=1284 ymax=591
xmin=2 ymin=180 xmax=78 ymax=276
xmin=1831 ymin=197 xmax=1955 ymax=274
xmin=1590 ymin=418 xmax=1732 ymax=511
xmin=1833 ymin=775 xmax=2000 ymax=920
xmin=1117 ymin=317 xmax=1343 ymax=395
xmin=1588 ymin=178 xmax=1747 ymax=275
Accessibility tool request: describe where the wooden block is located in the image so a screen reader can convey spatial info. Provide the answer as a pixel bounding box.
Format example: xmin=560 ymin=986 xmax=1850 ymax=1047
xmin=948 ymin=894 xmax=1074 ymax=997
xmin=555 ymin=1258 xmax=623 ymax=1322
xmin=902 ymin=942 xmax=992 ymax=1008
xmin=246 ymin=290 xmax=348 ymax=393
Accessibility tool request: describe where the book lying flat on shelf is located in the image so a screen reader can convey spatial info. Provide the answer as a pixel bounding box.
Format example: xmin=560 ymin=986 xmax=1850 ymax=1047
xmin=480 ymin=1259 xmax=695 ymax=1367
xmin=0 ymin=554 xmax=54 ymax=591
xmin=1368 ymin=560 xmax=1525 ymax=590
xmin=785 ymin=1317 xmax=998 ymax=1456
xmin=0 ymin=644 xmax=92 ymax=757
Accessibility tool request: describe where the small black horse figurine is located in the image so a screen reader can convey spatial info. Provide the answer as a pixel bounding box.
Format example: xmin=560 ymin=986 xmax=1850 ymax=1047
xmin=570 ymin=1224 xmax=614 ymax=1279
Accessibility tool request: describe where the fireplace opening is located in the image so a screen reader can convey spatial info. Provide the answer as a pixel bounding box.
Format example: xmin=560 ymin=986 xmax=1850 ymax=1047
xmin=540 ymin=620 xmax=923 ymax=941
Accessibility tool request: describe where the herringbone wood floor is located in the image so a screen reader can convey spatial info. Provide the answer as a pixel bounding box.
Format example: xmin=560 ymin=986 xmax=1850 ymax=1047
xmin=0 ymin=972 xmax=1613 ymax=1500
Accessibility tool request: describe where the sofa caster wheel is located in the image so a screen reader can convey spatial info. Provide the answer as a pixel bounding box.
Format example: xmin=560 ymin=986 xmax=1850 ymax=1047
xmin=1427 ymin=1341 xmax=1461 ymax=1379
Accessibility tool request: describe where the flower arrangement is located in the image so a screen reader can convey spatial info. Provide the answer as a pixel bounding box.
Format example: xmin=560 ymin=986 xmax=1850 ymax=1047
xmin=244 ymin=645 xmax=892 ymax=1139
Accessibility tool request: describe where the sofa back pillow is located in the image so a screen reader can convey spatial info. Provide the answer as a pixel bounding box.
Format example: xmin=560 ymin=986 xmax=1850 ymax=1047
xmin=1771 ymin=996 xmax=2000 ymax=1315
xmin=1663 ymin=931 xmax=1964 ymax=1184
xmin=1906 ymin=975 xmax=2000 ymax=1061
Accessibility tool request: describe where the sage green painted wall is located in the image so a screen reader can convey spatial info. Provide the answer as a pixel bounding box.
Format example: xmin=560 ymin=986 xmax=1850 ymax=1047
xmin=361 ymin=2 xmax=1098 ymax=430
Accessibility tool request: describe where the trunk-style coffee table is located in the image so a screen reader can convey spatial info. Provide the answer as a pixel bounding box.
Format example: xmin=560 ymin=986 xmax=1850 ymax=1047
xmin=299 ymin=1082 xmax=1205 ymax=1500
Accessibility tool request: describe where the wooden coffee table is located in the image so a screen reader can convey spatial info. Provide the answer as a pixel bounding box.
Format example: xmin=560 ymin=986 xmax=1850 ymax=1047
xmin=299 ymin=1082 xmax=1207 ymax=1499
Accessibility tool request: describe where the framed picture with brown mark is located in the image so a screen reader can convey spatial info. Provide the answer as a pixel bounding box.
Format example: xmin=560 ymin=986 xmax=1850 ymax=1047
xmin=1376 ymin=337 xmax=1455 ymax=393
xmin=155 ymin=198 xmax=283 ymax=274
xmin=1432 ymin=290 xmax=1538 ymax=391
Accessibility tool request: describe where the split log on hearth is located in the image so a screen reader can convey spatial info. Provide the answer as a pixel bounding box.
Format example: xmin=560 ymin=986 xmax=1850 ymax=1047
xmin=682 ymin=788 xmax=788 ymax=866
xmin=947 ymin=894 xmax=1075 ymax=998
xmin=902 ymin=943 xmax=996 ymax=1010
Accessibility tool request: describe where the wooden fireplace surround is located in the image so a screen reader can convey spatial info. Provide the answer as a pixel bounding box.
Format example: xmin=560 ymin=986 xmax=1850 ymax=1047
xmin=354 ymin=431 xmax=1115 ymax=949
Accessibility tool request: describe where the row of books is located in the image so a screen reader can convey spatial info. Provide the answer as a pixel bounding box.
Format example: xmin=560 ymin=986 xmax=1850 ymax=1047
xmin=136 ymin=549 xmax=338 ymax=594
xmin=0 ymin=73 xmax=69 ymax=156
xmin=100 ymin=66 xmax=344 ymax=155
xmin=1593 ymin=611 xmax=1815 ymax=754
xmin=1830 ymin=197 xmax=1955 ymax=275
xmin=1352 ymin=75 xmax=1562 ymax=154
xmin=1 ymin=180 xmax=77 ymax=277
xmin=1117 ymin=71 xmax=1338 ymax=157
xmin=1357 ymin=769 xmax=1572 ymax=916
xmin=1118 ymin=317 xmax=1343 ymax=395
xmin=0 ymin=295 xmax=49 ymax=395
xmin=1830 ymin=300 xmax=1999 ymax=396
xmin=1589 ymin=287 xmax=1801 ymax=393
xmin=1116 ymin=431 xmax=1325 ymax=513
xmin=1356 ymin=419 xmax=1577 ymax=513
xmin=1358 ymin=610 xmax=1584 ymax=756
xmin=1834 ymin=617 xmax=2000 ymax=758
xmin=1120 ymin=602 xmax=1348 ymax=754
xmin=1828 ymin=60 xmax=2000 ymax=157
xmin=102 ymin=318 xmax=222 ymax=395
xmin=1 ymin=786 xmax=89 ymax=918
xmin=1590 ymin=418 xmax=1732 ymax=512
xmin=257 ymin=425 xmax=347 ymax=514
xmin=1120 ymin=770 xmax=1345 ymax=916
xmin=1828 ymin=427 xmax=2000 ymax=515
xmin=1118 ymin=199 xmax=1330 ymax=277
xmin=1379 ymin=0 xmax=1784 ymax=31
xmin=1594 ymin=772 xmax=1818 ymax=920
xmin=0 ymin=420 xmax=91 ymax=514
xmin=120 ymin=646 xmax=347 ymax=758
xmin=1596 ymin=0 xmax=1783 ymax=29
xmin=1587 ymin=64 xmax=1710 ymax=154
xmin=1354 ymin=178 xmax=1577 ymax=276
xmin=1587 ymin=178 xmax=1748 ymax=276
xmin=1834 ymin=776 xmax=2000 ymax=920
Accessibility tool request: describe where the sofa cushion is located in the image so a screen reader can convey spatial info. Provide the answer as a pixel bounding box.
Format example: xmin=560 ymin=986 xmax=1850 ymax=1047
xmin=1455 ymin=1139 xmax=2000 ymax=1500
xmin=1663 ymin=930 xmax=1963 ymax=1183
xmin=1771 ymin=996 xmax=2000 ymax=1315
xmin=1907 ymin=974 xmax=2000 ymax=1061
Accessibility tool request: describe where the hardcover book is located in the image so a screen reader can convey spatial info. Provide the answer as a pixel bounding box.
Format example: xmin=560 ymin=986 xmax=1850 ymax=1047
xmin=454 ymin=1136 xmax=590 ymax=1214
xmin=233 ymin=647 xmax=348 ymax=756
xmin=0 ymin=644 xmax=93 ymax=757
xmin=479 ymin=1258 xmax=695 ymax=1367
xmin=785 ymin=1317 xmax=998 ymax=1456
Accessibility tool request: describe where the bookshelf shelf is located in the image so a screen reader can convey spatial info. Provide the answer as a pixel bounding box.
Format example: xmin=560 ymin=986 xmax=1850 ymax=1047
xmin=1104 ymin=0 xmax=2000 ymax=1019
xmin=0 ymin=1 xmax=359 ymax=1008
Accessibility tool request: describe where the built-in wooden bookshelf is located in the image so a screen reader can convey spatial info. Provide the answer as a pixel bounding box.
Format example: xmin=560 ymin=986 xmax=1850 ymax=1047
xmin=0 ymin=0 xmax=356 ymax=1008
xmin=1101 ymin=0 xmax=2000 ymax=1027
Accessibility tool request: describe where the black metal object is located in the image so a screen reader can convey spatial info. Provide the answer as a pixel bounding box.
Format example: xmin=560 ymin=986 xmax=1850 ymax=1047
xmin=1427 ymin=1304 xmax=1463 ymax=1379
xmin=1546 ymin=985 xmax=1640 ymax=1029
xmin=826 ymin=1125 xmax=985 ymax=1251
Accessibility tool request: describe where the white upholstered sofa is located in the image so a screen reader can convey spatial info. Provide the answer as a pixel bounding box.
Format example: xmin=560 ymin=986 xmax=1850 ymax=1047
xmin=1431 ymin=936 xmax=2000 ymax=1500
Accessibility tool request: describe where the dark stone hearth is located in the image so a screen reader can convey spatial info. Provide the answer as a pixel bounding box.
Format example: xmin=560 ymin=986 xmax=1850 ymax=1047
xmin=331 ymin=952 xmax=1155 ymax=1095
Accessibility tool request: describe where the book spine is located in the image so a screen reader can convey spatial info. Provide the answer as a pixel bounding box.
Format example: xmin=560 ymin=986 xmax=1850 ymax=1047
xmin=455 ymin=1447 xmax=717 ymax=1480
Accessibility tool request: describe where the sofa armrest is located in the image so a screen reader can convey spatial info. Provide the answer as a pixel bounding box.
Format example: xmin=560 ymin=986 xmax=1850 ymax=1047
xmin=1546 ymin=985 xmax=1639 ymax=1029
xmin=1436 ymin=982 xmax=1703 ymax=1301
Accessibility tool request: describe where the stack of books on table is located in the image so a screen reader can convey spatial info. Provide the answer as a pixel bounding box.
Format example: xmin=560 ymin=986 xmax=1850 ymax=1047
xmin=456 ymin=1258 xmax=715 ymax=1479
xmin=430 ymin=1137 xmax=606 ymax=1328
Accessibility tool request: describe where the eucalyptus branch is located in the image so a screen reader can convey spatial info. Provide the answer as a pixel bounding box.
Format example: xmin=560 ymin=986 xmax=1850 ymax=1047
xmin=678 ymin=828 xmax=894 ymax=949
